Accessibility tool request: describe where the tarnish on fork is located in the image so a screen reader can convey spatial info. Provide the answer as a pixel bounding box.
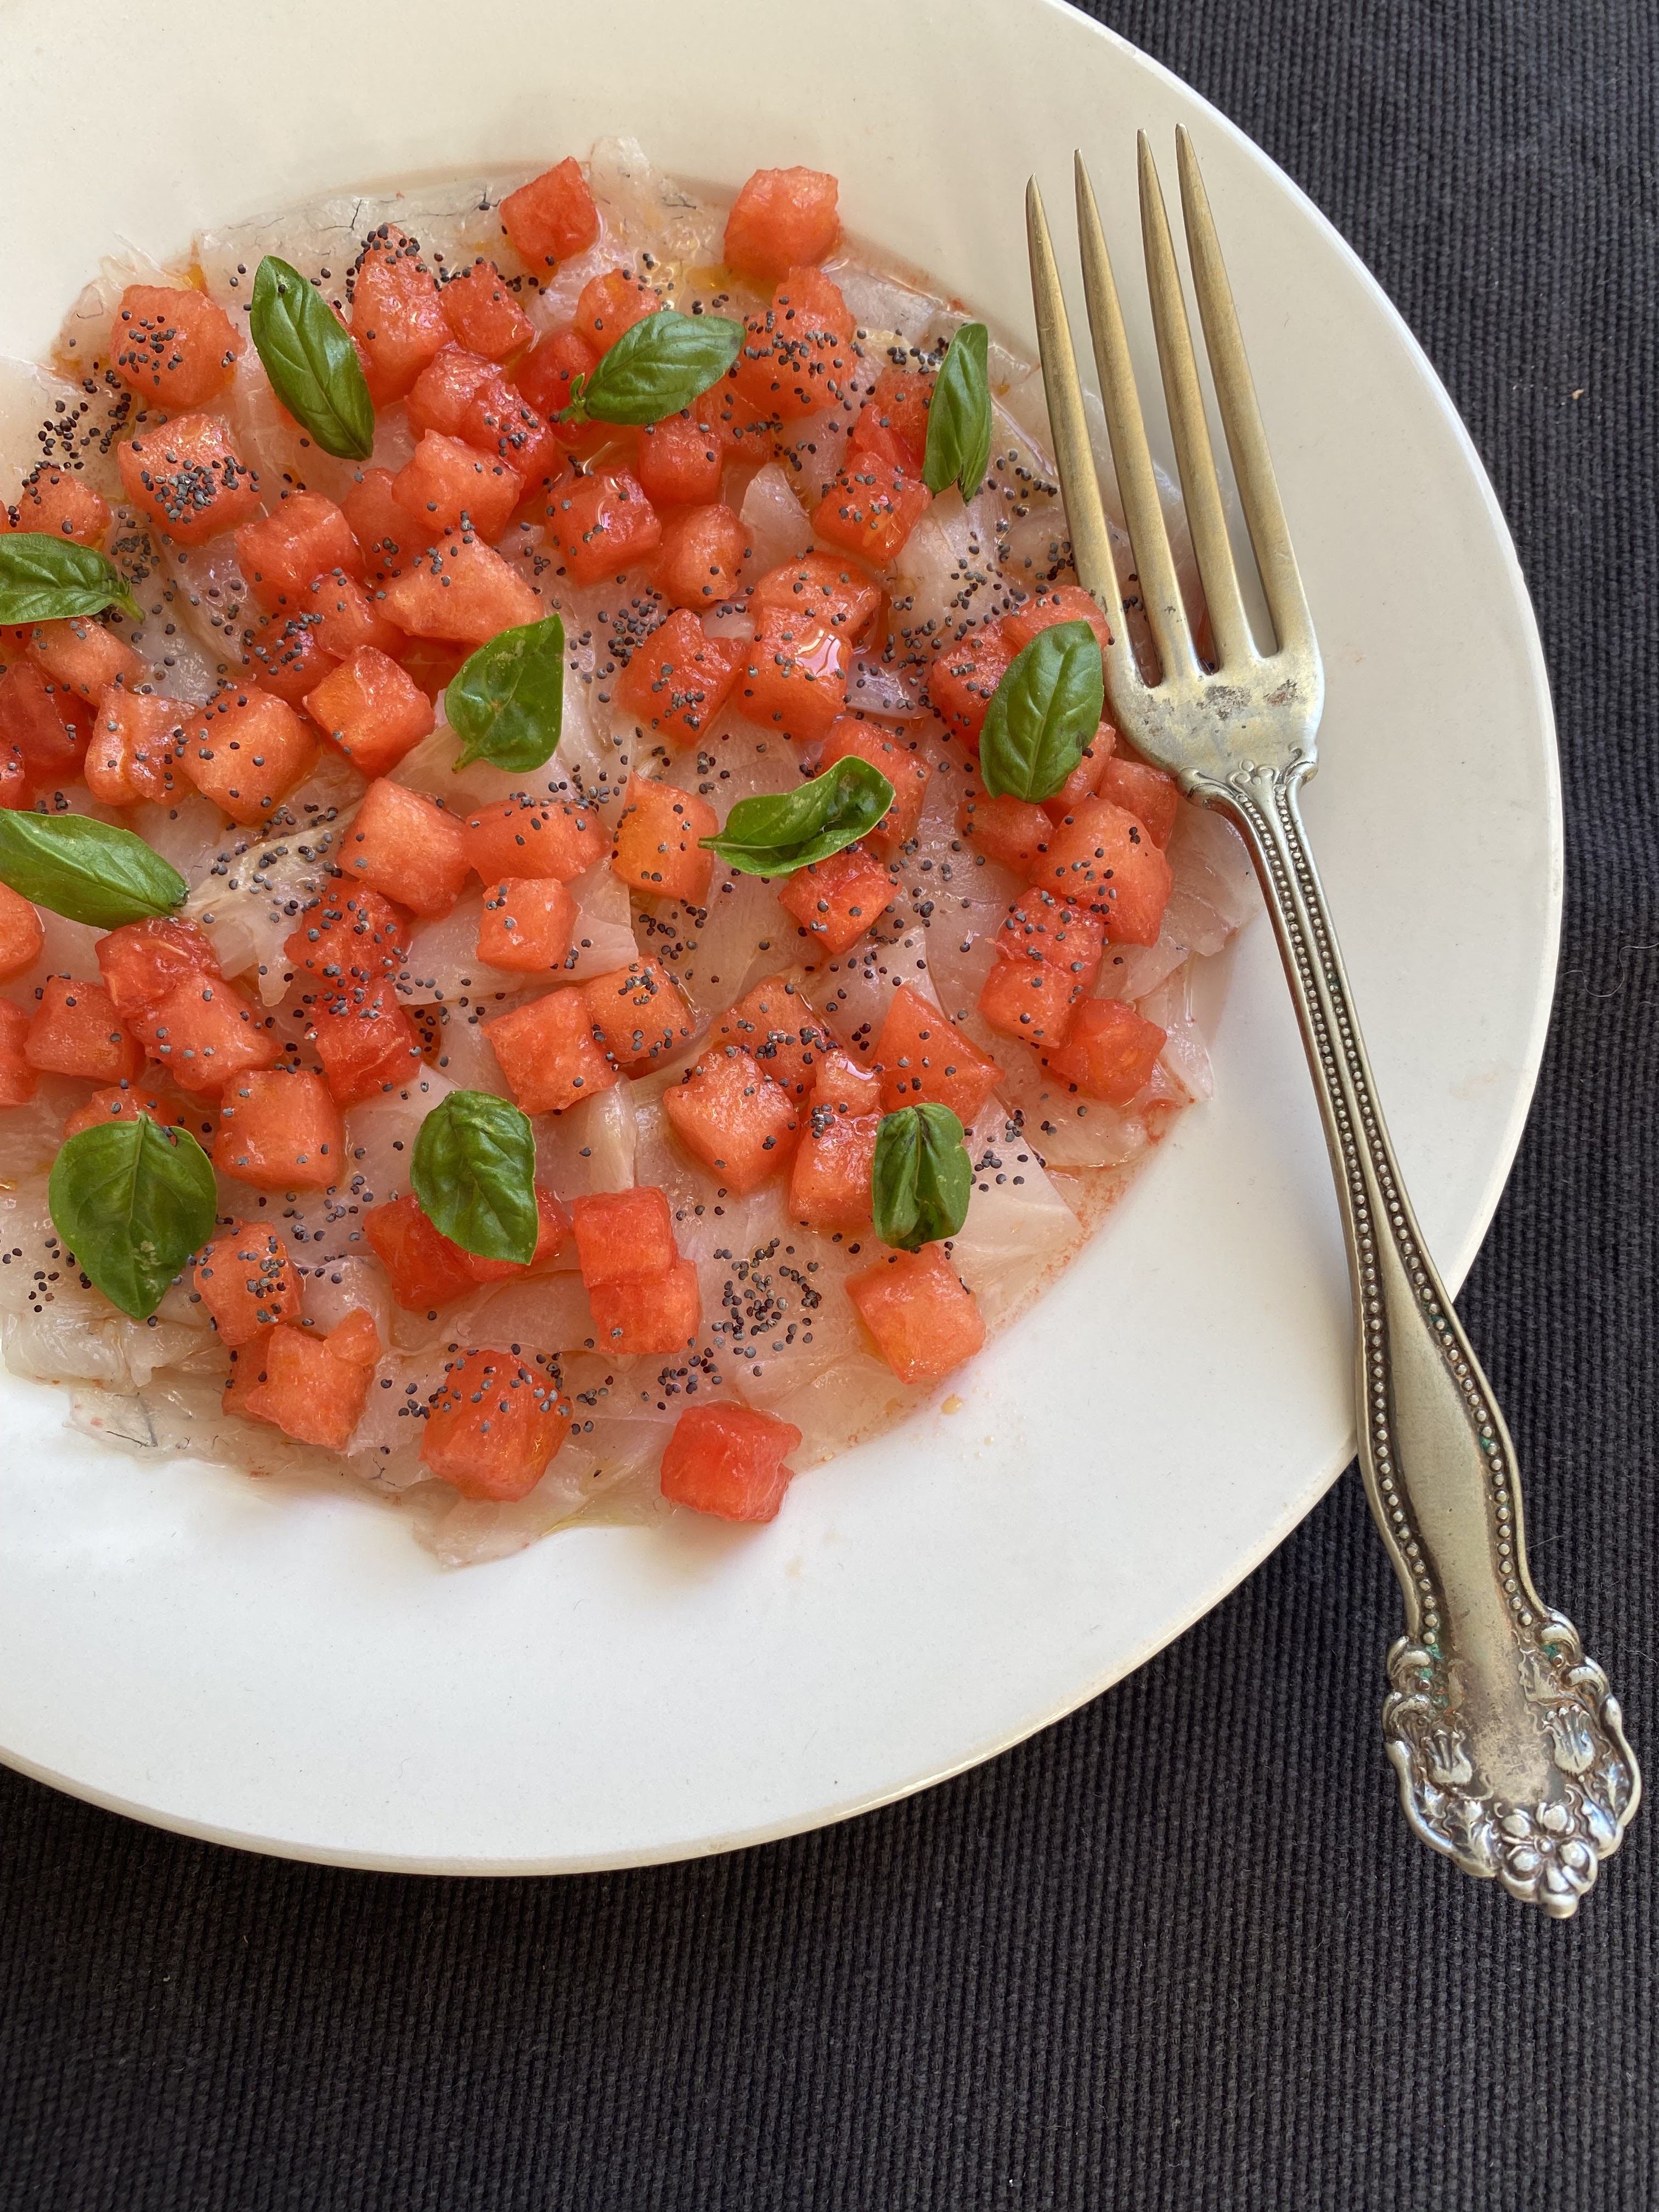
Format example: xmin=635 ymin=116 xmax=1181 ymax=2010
xmin=1028 ymin=130 xmax=1639 ymax=1915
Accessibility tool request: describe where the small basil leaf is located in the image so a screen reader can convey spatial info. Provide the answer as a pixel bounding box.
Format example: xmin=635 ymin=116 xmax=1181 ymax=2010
xmin=0 ymin=810 xmax=186 ymax=928
xmin=978 ymin=620 xmax=1104 ymax=803
xmin=48 ymin=1118 xmax=217 ymax=1321
xmin=699 ymin=757 xmax=896 ymax=879
xmin=562 ymin=310 xmax=743 ymax=427
xmin=0 ymin=533 xmax=141 ymax=625
xmin=446 ymin=613 xmax=566 ymax=772
xmin=922 ymin=321 xmax=992 ymax=502
xmin=411 ymin=1089 xmax=539 ymax=1265
xmin=249 ymin=255 xmax=375 ymax=461
xmin=871 ymin=1103 xmax=973 ymax=1253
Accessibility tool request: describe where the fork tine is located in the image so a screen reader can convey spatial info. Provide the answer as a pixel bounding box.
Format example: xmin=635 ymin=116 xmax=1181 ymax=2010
xmin=1175 ymin=124 xmax=1315 ymax=658
xmin=1023 ymin=176 xmax=1133 ymax=699
xmin=1072 ymin=151 xmax=1196 ymax=682
xmin=1135 ymin=133 xmax=1254 ymax=670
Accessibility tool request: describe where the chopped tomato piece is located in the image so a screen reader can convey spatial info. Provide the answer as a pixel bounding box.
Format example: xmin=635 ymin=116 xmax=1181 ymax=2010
xmin=0 ymin=1001 xmax=34 ymax=1103
xmin=776 ymin=842 xmax=893 ymax=953
xmin=84 ymin=687 xmax=182 ymax=807
xmin=662 ymin=1046 xmax=799 ymax=1193
xmin=304 ymin=646 xmax=435 ymax=777
xmin=724 ymin=166 xmax=840 ymax=283
xmin=439 ymin=258 xmax=534 ymax=362
xmin=242 ymin=1312 xmax=380 ymax=1451
xmin=635 ymin=413 xmax=726 ymax=507
xmin=117 ymin=413 xmax=259 ymax=545
xmin=500 ymin=157 xmax=600 ymax=266
xmin=928 ymin=623 xmax=1013 ymax=747
xmin=788 ymin=1049 xmax=881 ymax=1232
xmin=364 ymin=1192 xmax=478 ymax=1312
xmin=957 ymin=786 xmax=1051 ymax=871
xmin=711 ymin=973 xmax=833 ymax=1097
xmin=660 ymin=1401 xmax=803 ymax=1522
xmin=235 ymin=493 xmax=362 ymax=613
xmin=180 ymin=685 xmax=317 ymax=825
xmin=456 ymin=1188 xmax=571 ymax=1285
xmin=0 ymin=661 xmax=85 ymax=792
xmin=1029 ymin=797 xmax=1174 ymax=945
xmin=475 ymin=875 xmax=576 ymax=972
xmin=380 ymin=537 xmax=540 ymax=644
xmin=96 ymin=917 xmax=219 ymax=1024
xmin=996 ymin=893 xmax=1106 ymax=994
xmin=583 ymin=958 xmax=695 ymax=1069
xmin=514 ymin=328 xmax=599 ymax=448
xmin=610 ymin=772 xmax=716 ymax=904
xmin=812 ymin=454 xmax=932 ymax=565
xmin=193 ymin=1228 xmax=302 ymax=1347
xmin=617 ymin=610 xmax=743 ymax=747
xmin=978 ymin=958 xmax=1076 ymax=1047
xmin=545 ymin=466 xmax=662 ymax=586
xmin=588 ymin=1259 xmax=701 ymax=1356
xmin=487 ymin=987 xmax=618 ymax=1115
xmin=421 ymin=1347 xmax=572 ymax=1500
xmin=848 ymin=1246 xmax=985 ymax=1384
xmin=145 ymin=975 xmax=283 ymax=1095
xmin=569 ymin=1188 xmax=677 ymax=1285
xmin=739 ymin=607 xmax=848 ymax=738
xmin=3 ymin=465 xmax=110 ymax=548
xmin=110 ymin=284 xmax=240 ymax=408
xmin=733 ymin=268 xmax=854 ymax=421
xmin=392 ymin=431 xmax=523 ymax=541
xmin=244 ymin=613 xmax=337 ymax=707
xmin=1001 ymin=584 xmax=1112 ymax=658
xmin=573 ymin=268 xmax=659 ymax=353
xmin=351 ymin=225 xmax=450 ymax=403
xmin=462 ymin=796 xmax=608 ymax=885
xmin=343 ymin=467 xmax=417 ymax=581
xmin=217 ymin=1068 xmax=345 ymax=1191
xmin=1042 ymin=996 xmax=1166 ymax=1105
xmin=285 ymin=886 xmax=410 ymax=986
xmin=0 ymin=883 xmax=42 ymax=979
xmin=25 ymin=976 xmax=143 ymax=1082
xmin=23 ymin=617 xmax=143 ymax=703
xmin=848 ymin=364 xmax=934 ymax=477
xmin=651 ymin=502 xmax=749 ymax=610
xmin=342 ymin=779 xmax=469 ymax=917
xmin=310 ymin=996 xmax=423 ymax=1106
xmin=875 ymin=983 xmax=999 ymax=1124
xmin=818 ymin=718 xmax=930 ymax=851
xmin=1098 ymin=755 xmax=1180 ymax=848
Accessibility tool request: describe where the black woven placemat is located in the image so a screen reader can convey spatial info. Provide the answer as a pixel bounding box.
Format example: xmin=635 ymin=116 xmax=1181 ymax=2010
xmin=3 ymin=3 xmax=1653 ymax=2205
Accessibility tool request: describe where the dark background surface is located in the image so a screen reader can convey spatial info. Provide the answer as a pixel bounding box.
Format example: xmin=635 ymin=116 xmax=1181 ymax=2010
xmin=3 ymin=3 xmax=1654 ymax=2205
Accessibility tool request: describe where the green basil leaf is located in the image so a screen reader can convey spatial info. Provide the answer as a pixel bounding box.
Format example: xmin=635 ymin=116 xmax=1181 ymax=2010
xmin=562 ymin=310 xmax=743 ymax=427
xmin=922 ymin=321 xmax=992 ymax=502
xmin=249 ymin=255 xmax=375 ymax=461
xmin=699 ymin=757 xmax=895 ymax=879
xmin=48 ymin=1118 xmax=217 ymax=1321
xmin=446 ymin=613 xmax=566 ymax=772
xmin=411 ymin=1089 xmax=539 ymax=1264
xmin=0 ymin=810 xmax=186 ymax=928
xmin=0 ymin=533 xmax=140 ymax=625
xmin=871 ymin=1103 xmax=973 ymax=1253
xmin=978 ymin=620 xmax=1104 ymax=803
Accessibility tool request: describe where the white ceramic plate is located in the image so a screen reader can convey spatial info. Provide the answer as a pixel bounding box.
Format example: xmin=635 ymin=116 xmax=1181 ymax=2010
xmin=0 ymin=0 xmax=1558 ymax=1870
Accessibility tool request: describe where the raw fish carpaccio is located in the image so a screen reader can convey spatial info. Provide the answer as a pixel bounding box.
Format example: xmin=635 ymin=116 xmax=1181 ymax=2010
xmin=0 ymin=139 xmax=1256 ymax=1566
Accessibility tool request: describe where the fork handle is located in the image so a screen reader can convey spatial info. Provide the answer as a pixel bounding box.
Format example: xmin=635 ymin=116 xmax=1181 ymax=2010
xmin=1193 ymin=757 xmax=1639 ymax=1915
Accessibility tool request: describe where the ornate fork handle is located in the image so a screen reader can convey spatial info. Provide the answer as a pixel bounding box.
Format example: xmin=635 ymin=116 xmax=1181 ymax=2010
xmin=1199 ymin=755 xmax=1640 ymax=1916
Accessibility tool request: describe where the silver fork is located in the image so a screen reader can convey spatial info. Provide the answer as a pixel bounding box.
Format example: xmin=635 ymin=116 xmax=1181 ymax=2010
xmin=1026 ymin=129 xmax=1638 ymax=1914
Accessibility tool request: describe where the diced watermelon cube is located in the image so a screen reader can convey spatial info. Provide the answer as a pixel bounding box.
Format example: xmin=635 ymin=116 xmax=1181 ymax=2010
xmin=812 ymin=454 xmax=932 ymax=565
xmin=788 ymin=1049 xmax=881 ymax=1232
xmin=343 ymin=467 xmax=417 ymax=581
xmin=1042 ymin=996 xmax=1167 ymax=1105
xmin=380 ymin=537 xmax=540 ymax=644
xmin=848 ymin=365 xmax=934 ymax=478
xmin=62 ymin=1080 xmax=204 ymax=1145
xmin=500 ymin=158 xmax=601 ymax=266
xmin=848 ymin=1246 xmax=986 ymax=1384
xmin=487 ymin=986 xmax=618 ymax=1115
xmin=3 ymin=465 xmax=110 ymax=548
xmin=875 ymin=983 xmax=1000 ymax=1123
xmin=475 ymin=875 xmax=576 ymax=972
xmin=545 ymin=466 xmax=662 ymax=587
xmin=310 ymin=996 xmax=424 ymax=1106
xmin=928 ymin=623 xmax=1013 ymax=747
xmin=617 ymin=610 xmax=743 ymax=747
xmin=817 ymin=719 xmax=930 ymax=852
xmin=456 ymin=1187 xmax=571 ymax=1285
xmin=583 ymin=958 xmax=696 ymax=1069
xmin=1029 ymin=797 xmax=1174 ymax=944
xmin=978 ymin=958 xmax=1076 ymax=1047
xmin=513 ymin=328 xmax=600 ymax=447
xmin=0 ymin=743 xmax=27 ymax=810
xmin=110 ymin=284 xmax=240 ymax=408
xmin=0 ymin=662 xmax=84 ymax=792
xmin=957 ymin=786 xmax=1051 ymax=871
xmin=733 ymin=269 xmax=854 ymax=421
xmin=0 ymin=1001 xmax=35 ymax=1103
xmin=651 ymin=503 xmax=750 ymax=610
xmin=611 ymin=772 xmax=716 ymax=904
xmin=84 ymin=686 xmax=182 ymax=806
xmin=181 ymin=685 xmax=318 ymax=825
xmin=997 ymin=893 xmax=1106 ymax=992
xmin=569 ymin=1187 xmax=677 ymax=1286
xmin=235 ymin=493 xmax=363 ymax=613
xmin=342 ymin=778 xmax=469 ymax=917
xmin=295 ymin=571 xmax=403 ymax=662
xmin=712 ymin=973 xmax=834 ymax=1097
xmin=587 ymin=1257 xmax=701 ymax=1356
xmin=242 ymin=1311 xmax=380 ymax=1451
xmin=462 ymin=795 xmax=609 ymax=884
xmin=364 ymin=1193 xmax=479 ymax=1313
xmin=573 ymin=269 xmax=659 ymax=354
xmin=463 ymin=379 xmax=562 ymax=495
xmin=635 ymin=413 xmax=726 ymax=508
xmin=193 ymin=1227 xmax=302 ymax=1347
xmin=302 ymin=647 xmax=431 ymax=778
xmin=1041 ymin=727 xmax=1118 ymax=823
xmin=776 ymin=842 xmax=894 ymax=954
xmin=244 ymin=612 xmax=338 ymax=707
xmin=407 ymin=344 xmax=498 ymax=438
xmin=23 ymin=616 xmax=144 ymax=703
xmin=96 ymin=916 xmax=219 ymax=1023
xmin=351 ymin=226 xmax=450 ymax=404
xmin=25 ymin=976 xmax=144 ymax=1082
xmin=421 ymin=1347 xmax=572 ymax=1500
xmin=662 ymin=1046 xmax=799 ymax=1193
xmin=440 ymin=258 xmax=534 ymax=362
xmin=0 ymin=883 xmax=42 ymax=979
xmin=724 ymin=167 xmax=840 ymax=283
xmin=216 ymin=1068 xmax=345 ymax=1191
xmin=144 ymin=975 xmax=283 ymax=1094
xmin=117 ymin=413 xmax=260 ymax=546
xmin=392 ymin=431 xmax=523 ymax=542
xmin=1099 ymin=755 xmax=1180 ymax=848
xmin=1001 ymin=584 xmax=1112 ymax=658
xmin=284 ymin=887 xmax=410 ymax=986
xmin=659 ymin=1401 xmax=804 ymax=1522
xmin=738 ymin=607 xmax=848 ymax=738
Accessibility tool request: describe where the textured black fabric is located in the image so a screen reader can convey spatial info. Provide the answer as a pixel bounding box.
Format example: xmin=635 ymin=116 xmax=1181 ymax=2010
xmin=2 ymin=3 xmax=1654 ymax=2205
